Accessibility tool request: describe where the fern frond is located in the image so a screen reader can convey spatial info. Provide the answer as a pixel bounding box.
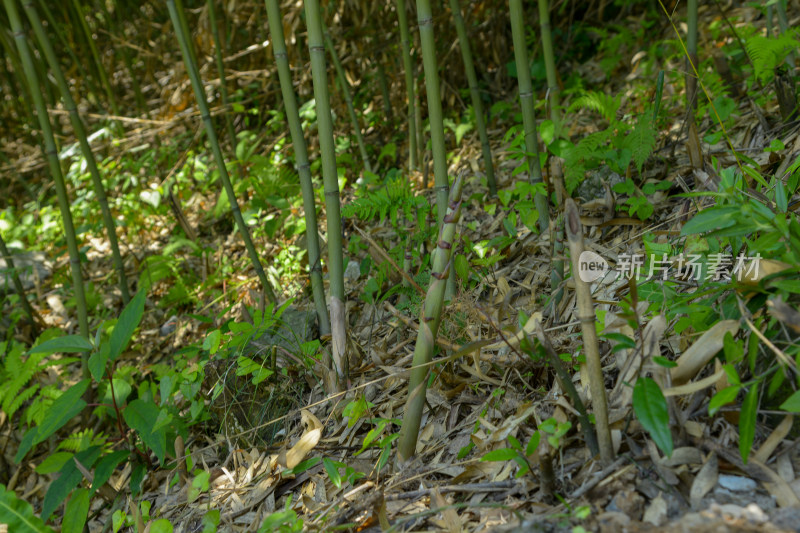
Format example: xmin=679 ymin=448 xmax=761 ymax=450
xmin=625 ymin=117 xmax=657 ymax=172
xmin=569 ymin=91 xmax=622 ymax=122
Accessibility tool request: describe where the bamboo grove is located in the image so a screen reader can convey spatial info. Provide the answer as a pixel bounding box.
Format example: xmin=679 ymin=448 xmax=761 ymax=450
xmin=1 ymin=0 xmax=798 ymax=529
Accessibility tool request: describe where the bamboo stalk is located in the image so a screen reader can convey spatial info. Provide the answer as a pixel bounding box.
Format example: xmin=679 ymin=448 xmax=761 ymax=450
xmin=264 ymin=0 xmax=330 ymax=336
xmin=686 ymin=0 xmax=698 ymax=113
xmin=396 ymin=0 xmax=418 ymax=170
xmin=564 ymin=199 xmax=613 ymax=464
xmin=322 ymin=23 xmax=373 ymax=175
xmin=305 ymin=0 xmax=347 ymax=388
xmin=415 ymin=0 xmax=457 ymax=299
xmin=166 ymin=0 xmax=279 ymax=305
xmin=23 ymin=0 xmax=131 ymax=304
xmin=70 ymin=0 xmax=121 ymax=129
xmin=4 ymin=0 xmax=90 ymax=355
xmin=0 ymin=234 xmax=42 ymax=334
xmin=397 ymin=173 xmax=464 ymax=462
xmin=538 ymin=0 xmax=561 ymax=132
xmin=449 ymin=0 xmax=496 ymax=195
xmin=509 ymin=0 xmax=550 ymax=236
xmin=206 ymin=0 xmax=237 ymax=150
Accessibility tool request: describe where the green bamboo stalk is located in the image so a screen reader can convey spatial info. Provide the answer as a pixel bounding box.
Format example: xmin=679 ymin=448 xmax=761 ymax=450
xmin=23 ymin=0 xmax=131 ymax=304
xmin=375 ymin=52 xmax=393 ymax=122
xmin=305 ymin=0 xmax=347 ymax=386
xmin=36 ymin=0 xmax=98 ymax=105
xmin=166 ymin=0 xmax=279 ymax=305
xmin=396 ymin=0 xmax=418 ymax=170
xmin=0 ymin=28 xmax=36 ymax=142
xmin=776 ymin=0 xmax=795 ymax=69
xmin=4 ymin=0 xmax=89 ymax=354
xmin=0 ymin=233 xmax=42 ymax=334
xmin=108 ymin=1 xmax=147 ymax=116
xmin=509 ymin=0 xmax=550 ymax=236
xmin=70 ymin=0 xmax=121 ymax=125
xmin=265 ymin=0 xmax=330 ymax=336
xmin=322 ymin=23 xmax=373 ymax=175
xmin=206 ymin=0 xmax=237 ymax=150
xmin=538 ymin=0 xmax=561 ymax=132
xmin=449 ymin=0 xmax=496 ymax=195
xmin=415 ymin=0 xmax=456 ymax=299
xmin=565 ymin=198 xmax=613 ymax=464
xmin=686 ymin=0 xmax=698 ymax=113
xmin=397 ymin=173 xmax=463 ymax=462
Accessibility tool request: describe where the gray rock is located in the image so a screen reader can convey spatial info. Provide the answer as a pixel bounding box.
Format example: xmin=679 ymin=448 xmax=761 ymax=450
xmin=0 ymin=251 xmax=51 ymax=294
xmin=575 ymin=166 xmax=625 ymax=201
xmin=344 ymin=259 xmax=361 ymax=280
xmin=717 ymin=474 xmax=758 ymax=492
xmin=246 ymin=307 xmax=318 ymax=356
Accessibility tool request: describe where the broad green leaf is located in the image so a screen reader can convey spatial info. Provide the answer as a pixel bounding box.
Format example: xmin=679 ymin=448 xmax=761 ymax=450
xmin=123 ymin=399 xmax=167 ymax=464
xmin=61 ymin=488 xmax=89 ymax=533
xmin=740 ymin=383 xmax=759 ymax=464
xmin=709 ymin=386 xmax=740 ymax=416
xmin=91 ymin=451 xmax=130 ymax=496
xmin=28 ymin=335 xmax=92 ymax=355
xmin=0 ymin=484 xmax=55 ymax=532
xmin=633 ymin=377 xmax=673 ymax=457
xmin=109 ymin=290 xmax=145 ymax=362
xmin=481 ymin=448 xmax=519 ymax=462
xmin=680 ymin=207 xmax=740 ymax=235
xmin=42 ymin=447 xmax=102 ymax=519
xmin=323 ymin=457 xmax=341 ymax=488
xmin=27 ymin=380 xmax=89 ymax=457
xmin=780 ymin=390 xmax=800 ymax=412
xmin=35 ymin=452 xmax=73 ymax=474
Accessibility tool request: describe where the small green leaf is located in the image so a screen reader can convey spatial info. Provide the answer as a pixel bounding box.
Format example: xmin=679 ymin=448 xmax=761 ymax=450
xmin=123 ymin=399 xmax=167 ymax=464
xmin=203 ymin=329 xmax=221 ymax=355
xmin=35 ymin=452 xmax=74 ymax=474
xmin=780 ymin=390 xmax=800 ymax=412
xmin=323 ymin=457 xmax=341 ymax=488
xmin=633 ymin=377 xmax=673 ymax=457
xmin=202 ymin=509 xmax=220 ymax=533
xmin=61 ymin=488 xmax=90 ymax=533
xmin=188 ymin=470 xmax=210 ymax=502
xmin=35 ymin=380 xmax=89 ymax=448
xmin=149 ymin=519 xmax=173 ymax=533
xmin=740 ymin=383 xmax=759 ymax=464
xmin=653 ymin=356 xmax=677 ymax=368
xmin=709 ymin=386 xmax=740 ymax=416
xmin=109 ymin=290 xmax=145 ymax=362
xmin=525 ymin=431 xmax=541 ymax=456
xmin=91 ymin=450 xmax=130 ymax=496
xmin=481 ymin=448 xmax=519 ymax=462
xmin=28 ymin=335 xmax=92 ymax=355
xmin=88 ymin=342 xmax=110 ymax=381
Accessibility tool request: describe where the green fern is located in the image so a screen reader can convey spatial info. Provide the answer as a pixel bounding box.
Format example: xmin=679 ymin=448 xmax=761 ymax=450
xmin=0 ymin=341 xmax=49 ymax=420
xmin=625 ymin=115 xmax=657 ymax=173
xmin=343 ymin=178 xmax=425 ymax=226
xmin=569 ymin=91 xmax=622 ymax=122
xmin=745 ymin=31 xmax=800 ymax=82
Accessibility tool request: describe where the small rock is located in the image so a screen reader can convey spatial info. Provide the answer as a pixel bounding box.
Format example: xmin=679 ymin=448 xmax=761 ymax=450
xmin=717 ymin=475 xmax=757 ymax=492
xmin=0 ymin=251 xmax=51 ymax=293
xmin=344 ymin=260 xmax=361 ymax=280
